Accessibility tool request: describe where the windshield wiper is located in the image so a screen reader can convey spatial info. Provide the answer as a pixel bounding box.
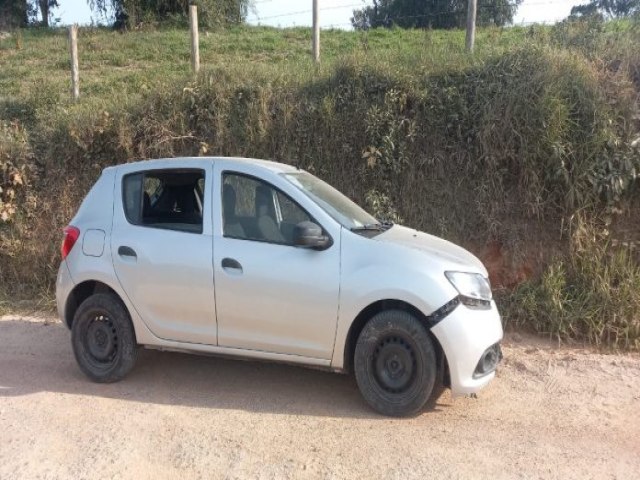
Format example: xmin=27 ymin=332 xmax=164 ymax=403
xmin=351 ymin=223 xmax=384 ymax=232
xmin=350 ymin=221 xmax=394 ymax=232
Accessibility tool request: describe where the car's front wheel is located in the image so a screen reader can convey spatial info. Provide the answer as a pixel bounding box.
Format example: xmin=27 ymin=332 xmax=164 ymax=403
xmin=71 ymin=293 xmax=137 ymax=383
xmin=354 ymin=310 xmax=437 ymax=417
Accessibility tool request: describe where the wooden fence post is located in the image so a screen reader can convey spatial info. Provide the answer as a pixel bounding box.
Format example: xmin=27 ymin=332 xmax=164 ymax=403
xmin=465 ymin=0 xmax=477 ymax=53
xmin=68 ymin=24 xmax=79 ymax=100
xmin=189 ymin=5 xmax=200 ymax=73
xmin=312 ymin=0 xmax=320 ymax=63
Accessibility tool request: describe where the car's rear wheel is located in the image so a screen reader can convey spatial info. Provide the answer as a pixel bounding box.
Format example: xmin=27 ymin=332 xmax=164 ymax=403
xmin=71 ymin=293 xmax=137 ymax=383
xmin=354 ymin=310 xmax=437 ymax=417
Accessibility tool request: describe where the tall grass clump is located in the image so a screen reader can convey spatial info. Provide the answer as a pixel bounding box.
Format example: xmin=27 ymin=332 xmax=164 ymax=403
xmin=504 ymin=215 xmax=640 ymax=349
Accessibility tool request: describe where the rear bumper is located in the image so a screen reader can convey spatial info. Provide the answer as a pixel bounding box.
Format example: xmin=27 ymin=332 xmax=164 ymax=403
xmin=430 ymin=300 xmax=503 ymax=396
xmin=56 ymin=261 xmax=75 ymax=329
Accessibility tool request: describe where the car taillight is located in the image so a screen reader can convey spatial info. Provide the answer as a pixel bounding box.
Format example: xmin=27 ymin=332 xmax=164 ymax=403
xmin=61 ymin=226 xmax=80 ymax=260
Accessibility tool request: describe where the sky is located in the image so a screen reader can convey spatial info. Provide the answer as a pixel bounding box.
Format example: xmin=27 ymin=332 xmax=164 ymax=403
xmin=55 ymin=0 xmax=587 ymax=28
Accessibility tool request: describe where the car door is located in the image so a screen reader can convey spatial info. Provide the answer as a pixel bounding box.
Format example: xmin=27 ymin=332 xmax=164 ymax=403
xmin=213 ymin=164 xmax=341 ymax=359
xmin=111 ymin=162 xmax=217 ymax=345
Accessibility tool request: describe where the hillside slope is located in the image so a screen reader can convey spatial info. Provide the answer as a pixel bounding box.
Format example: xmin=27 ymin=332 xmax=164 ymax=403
xmin=1 ymin=21 xmax=639 ymax=347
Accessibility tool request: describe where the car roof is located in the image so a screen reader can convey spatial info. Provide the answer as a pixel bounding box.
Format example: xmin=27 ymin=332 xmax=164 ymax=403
xmin=104 ymin=157 xmax=301 ymax=174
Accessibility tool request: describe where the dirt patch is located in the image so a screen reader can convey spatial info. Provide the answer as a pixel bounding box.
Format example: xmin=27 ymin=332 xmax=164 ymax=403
xmin=1 ymin=314 xmax=639 ymax=479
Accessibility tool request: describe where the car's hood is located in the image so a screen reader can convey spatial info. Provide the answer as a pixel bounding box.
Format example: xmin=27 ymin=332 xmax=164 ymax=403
xmin=375 ymin=225 xmax=487 ymax=276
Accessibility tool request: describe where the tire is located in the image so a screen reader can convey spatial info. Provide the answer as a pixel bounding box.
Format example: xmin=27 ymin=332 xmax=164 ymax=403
xmin=354 ymin=310 xmax=437 ymax=417
xmin=71 ymin=293 xmax=138 ymax=383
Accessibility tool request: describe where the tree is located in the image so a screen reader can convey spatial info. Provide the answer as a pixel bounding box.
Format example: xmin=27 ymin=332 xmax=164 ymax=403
xmin=351 ymin=0 xmax=523 ymax=30
xmin=0 ymin=0 xmax=39 ymax=28
xmin=37 ymin=0 xmax=59 ymax=27
xmin=88 ymin=0 xmax=252 ymax=29
xmin=0 ymin=0 xmax=56 ymax=28
xmin=568 ymin=0 xmax=639 ymax=19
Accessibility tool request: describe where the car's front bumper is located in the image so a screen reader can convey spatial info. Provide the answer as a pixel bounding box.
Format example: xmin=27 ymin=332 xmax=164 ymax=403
xmin=430 ymin=300 xmax=503 ymax=396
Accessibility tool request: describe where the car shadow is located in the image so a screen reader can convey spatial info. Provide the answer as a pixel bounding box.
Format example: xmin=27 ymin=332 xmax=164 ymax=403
xmin=0 ymin=318 xmax=453 ymax=419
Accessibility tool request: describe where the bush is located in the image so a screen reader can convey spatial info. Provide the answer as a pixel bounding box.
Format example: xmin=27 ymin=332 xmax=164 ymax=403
xmin=0 ymin=121 xmax=39 ymax=289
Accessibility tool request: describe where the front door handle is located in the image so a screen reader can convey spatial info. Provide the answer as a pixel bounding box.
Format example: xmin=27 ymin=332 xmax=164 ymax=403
xmin=118 ymin=246 xmax=137 ymax=259
xmin=221 ymin=257 xmax=242 ymax=272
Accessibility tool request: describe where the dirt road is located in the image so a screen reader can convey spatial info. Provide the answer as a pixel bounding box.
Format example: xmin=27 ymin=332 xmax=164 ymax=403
xmin=1 ymin=314 xmax=638 ymax=480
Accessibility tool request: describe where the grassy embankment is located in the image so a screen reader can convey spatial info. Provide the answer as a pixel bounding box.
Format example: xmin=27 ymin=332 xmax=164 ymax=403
xmin=1 ymin=21 xmax=639 ymax=347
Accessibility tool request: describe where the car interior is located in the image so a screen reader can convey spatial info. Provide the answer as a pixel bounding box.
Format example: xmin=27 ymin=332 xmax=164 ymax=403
xmin=222 ymin=175 xmax=310 ymax=245
xmin=123 ymin=169 xmax=312 ymax=240
xmin=123 ymin=170 xmax=205 ymax=233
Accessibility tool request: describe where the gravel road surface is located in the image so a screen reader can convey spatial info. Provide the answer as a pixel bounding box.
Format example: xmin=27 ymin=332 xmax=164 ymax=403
xmin=1 ymin=314 xmax=639 ymax=479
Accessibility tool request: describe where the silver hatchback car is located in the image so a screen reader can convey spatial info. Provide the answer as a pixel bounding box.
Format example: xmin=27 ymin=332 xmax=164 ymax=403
xmin=56 ymin=157 xmax=503 ymax=416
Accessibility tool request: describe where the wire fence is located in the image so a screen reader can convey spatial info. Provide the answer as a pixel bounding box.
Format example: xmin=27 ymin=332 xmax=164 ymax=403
xmin=57 ymin=1 xmax=586 ymax=99
xmin=246 ymin=0 xmax=580 ymax=29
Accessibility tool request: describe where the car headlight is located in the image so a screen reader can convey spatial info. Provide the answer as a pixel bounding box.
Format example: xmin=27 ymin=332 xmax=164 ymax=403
xmin=444 ymin=271 xmax=492 ymax=308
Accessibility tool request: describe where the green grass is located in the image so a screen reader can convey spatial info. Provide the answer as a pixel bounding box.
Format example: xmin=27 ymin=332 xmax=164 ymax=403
xmin=1 ymin=21 xmax=636 ymax=117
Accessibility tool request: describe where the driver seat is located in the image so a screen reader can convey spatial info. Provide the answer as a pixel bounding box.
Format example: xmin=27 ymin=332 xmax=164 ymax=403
xmin=255 ymin=185 xmax=285 ymax=243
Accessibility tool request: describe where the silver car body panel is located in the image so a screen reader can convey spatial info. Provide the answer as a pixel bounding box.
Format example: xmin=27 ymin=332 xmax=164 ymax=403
xmin=57 ymin=156 xmax=504 ymax=396
xmin=211 ymin=159 xmax=342 ymax=359
xmin=110 ymin=160 xmax=217 ymax=345
xmin=431 ymin=301 xmax=503 ymax=395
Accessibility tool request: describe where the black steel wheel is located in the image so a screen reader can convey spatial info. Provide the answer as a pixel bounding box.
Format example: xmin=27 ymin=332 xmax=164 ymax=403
xmin=372 ymin=335 xmax=417 ymax=394
xmin=72 ymin=293 xmax=137 ymax=383
xmin=354 ymin=310 xmax=437 ymax=417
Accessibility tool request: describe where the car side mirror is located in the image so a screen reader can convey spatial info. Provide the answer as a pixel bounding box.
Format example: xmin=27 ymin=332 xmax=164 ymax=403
xmin=293 ymin=221 xmax=332 ymax=250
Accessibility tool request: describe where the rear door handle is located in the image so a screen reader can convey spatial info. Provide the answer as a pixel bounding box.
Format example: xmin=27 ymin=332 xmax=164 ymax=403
xmin=221 ymin=257 xmax=242 ymax=272
xmin=118 ymin=246 xmax=137 ymax=259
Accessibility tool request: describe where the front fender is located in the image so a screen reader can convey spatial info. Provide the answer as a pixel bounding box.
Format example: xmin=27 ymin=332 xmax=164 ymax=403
xmin=330 ymin=230 xmax=458 ymax=369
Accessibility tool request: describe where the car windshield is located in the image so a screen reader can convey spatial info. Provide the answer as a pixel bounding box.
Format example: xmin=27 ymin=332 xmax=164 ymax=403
xmin=283 ymin=171 xmax=380 ymax=230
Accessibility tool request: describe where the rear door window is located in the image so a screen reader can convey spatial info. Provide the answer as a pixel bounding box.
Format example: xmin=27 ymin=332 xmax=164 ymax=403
xmin=122 ymin=169 xmax=205 ymax=234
